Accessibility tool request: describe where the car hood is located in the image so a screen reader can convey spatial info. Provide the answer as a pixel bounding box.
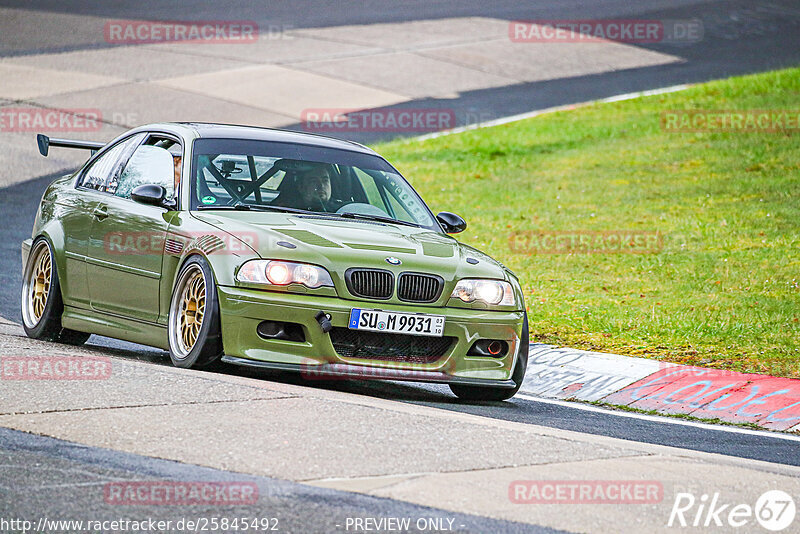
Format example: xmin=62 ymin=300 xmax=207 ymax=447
xmin=191 ymin=211 xmax=510 ymax=284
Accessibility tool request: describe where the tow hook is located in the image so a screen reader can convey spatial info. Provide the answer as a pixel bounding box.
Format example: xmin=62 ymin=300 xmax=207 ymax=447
xmin=315 ymin=311 xmax=333 ymax=333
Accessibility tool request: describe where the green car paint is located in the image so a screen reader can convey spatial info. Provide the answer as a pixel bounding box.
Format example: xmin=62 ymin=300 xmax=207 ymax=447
xmin=23 ymin=123 xmax=526 ymax=392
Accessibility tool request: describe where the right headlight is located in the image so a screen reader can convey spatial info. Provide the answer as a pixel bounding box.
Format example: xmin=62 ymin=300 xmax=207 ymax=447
xmin=450 ymin=279 xmax=515 ymax=306
xmin=236 ymin=260 xmax=333 ymax=289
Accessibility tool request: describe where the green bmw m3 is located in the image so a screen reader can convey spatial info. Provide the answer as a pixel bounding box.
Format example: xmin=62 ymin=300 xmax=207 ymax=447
xmin=21 ymin=123 xmax=528 ymax=400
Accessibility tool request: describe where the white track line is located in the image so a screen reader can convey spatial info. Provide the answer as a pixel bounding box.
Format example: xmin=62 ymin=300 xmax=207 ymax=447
xmin=515 ymin=393 xmax=800 ymax=442
xmin=413 ymin=84 xmax=692 ymax=141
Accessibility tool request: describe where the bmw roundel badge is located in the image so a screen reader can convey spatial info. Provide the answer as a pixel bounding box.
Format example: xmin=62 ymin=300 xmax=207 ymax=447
xmin=385 ymin=257 xmax=401 ymax=265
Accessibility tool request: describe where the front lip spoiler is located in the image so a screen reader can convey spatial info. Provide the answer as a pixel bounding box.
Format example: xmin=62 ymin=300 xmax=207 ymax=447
xmin=221 ymin=356 xmax=517 ymax=389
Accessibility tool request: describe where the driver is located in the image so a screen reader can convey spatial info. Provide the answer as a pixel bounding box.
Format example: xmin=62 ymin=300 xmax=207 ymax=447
xmin=276 ymin=164 xmax=344 ymax=212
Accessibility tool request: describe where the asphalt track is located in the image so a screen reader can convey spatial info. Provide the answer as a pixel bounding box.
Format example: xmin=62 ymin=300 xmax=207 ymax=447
xmin=2 ymin=2 xmax=800 ymax=532
xmin=0 ymin=427 xmax=561 ymax=534
xmin=9 ymin=326 xmax=800 ymax=467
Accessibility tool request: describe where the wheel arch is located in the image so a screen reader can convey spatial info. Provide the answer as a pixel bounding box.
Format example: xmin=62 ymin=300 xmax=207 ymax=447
xmin=163 ymin=248 xmax=238 ymax=321
xmin=166 ymin=251 xmax=224 ymax=368
xmin=29 ymin=227 xmax=66 ymax=293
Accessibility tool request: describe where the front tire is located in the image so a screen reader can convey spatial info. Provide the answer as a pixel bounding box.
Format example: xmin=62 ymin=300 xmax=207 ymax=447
xmin=449 ymin=312 xmax=529 ymax=402
xmin=21 ymin=237 xmax=90 ymax=345
xmin=167 ymin=256 xmax=223 ymax=368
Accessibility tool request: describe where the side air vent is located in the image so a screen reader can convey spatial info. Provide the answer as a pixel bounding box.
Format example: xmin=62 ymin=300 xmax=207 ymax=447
xmin=194 ymin=234 xmax=226 ymax=255
xmin=164 ymin=238 xmax=184 ymax=255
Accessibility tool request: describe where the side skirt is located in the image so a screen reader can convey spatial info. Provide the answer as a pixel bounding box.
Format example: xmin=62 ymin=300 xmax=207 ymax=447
xmin=61 ymin=306 xmax=169 ymax=350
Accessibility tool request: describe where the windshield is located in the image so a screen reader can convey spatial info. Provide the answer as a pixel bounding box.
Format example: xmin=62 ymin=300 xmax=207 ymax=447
xmin=190 ymin=138 xmax=438 ymax=230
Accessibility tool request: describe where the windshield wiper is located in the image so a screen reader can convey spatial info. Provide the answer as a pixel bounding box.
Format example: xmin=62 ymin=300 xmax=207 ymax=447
xmin=196 ymin=203 xmax=422 ymax=228
xmin=196 ymin=205 xmax=227 ymax=210
xmin=196 ymin=203 xmax=315 ymax=214
xmin=336 ymin=212 xmax=421 ymax=228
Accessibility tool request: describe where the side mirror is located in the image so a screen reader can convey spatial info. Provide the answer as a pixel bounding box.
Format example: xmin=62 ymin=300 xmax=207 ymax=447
xmin=131 ymin=184 xmax=175 ymax=210
xmin=37 ymin=134 xmax=49 ymax=157
xmin=436 ymin=211 xmax=467 ymax=234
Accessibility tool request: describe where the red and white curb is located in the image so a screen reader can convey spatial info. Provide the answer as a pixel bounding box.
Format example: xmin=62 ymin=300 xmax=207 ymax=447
xmin=522 ymin=344 xmax=800 ymax=433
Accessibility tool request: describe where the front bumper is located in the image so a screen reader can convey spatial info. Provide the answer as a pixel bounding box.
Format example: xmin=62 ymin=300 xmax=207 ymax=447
xmin=217 ymin=285 xmax=524 ymax=385
xmin=21 ymin=239 xmax=32 ymax=271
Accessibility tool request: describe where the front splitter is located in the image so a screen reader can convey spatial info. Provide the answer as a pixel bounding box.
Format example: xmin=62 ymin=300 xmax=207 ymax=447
xmin=221 ymin=356 xmax=517 ymax=389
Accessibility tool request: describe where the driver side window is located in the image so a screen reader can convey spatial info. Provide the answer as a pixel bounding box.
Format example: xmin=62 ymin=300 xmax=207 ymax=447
xmin=79 ymin=134 xmax=144 ymax=192
xmin=110 ymin=144 xmax=176 ymax=201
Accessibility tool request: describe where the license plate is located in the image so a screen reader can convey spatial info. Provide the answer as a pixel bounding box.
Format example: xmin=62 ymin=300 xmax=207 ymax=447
xmin=348 ymin=309 xmax=445 ymax=337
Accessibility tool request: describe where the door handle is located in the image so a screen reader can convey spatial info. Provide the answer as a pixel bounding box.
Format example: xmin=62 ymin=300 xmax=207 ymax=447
xmin=92 ymin=206 xmax=109 ymax=220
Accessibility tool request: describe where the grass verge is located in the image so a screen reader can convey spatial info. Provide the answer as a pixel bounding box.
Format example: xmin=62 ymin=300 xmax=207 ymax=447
xmin=585 ymin=400 xmax=769 ymax=432
xmin=376 ymin=67 xmax=800 ymax=377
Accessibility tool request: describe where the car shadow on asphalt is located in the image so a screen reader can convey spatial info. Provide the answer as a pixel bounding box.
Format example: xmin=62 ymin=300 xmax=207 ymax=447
xmin=82 ymin=334 xmax=515 ymax=407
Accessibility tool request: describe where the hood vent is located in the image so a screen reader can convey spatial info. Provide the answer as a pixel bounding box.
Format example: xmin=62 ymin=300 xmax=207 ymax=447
xmin=345 ymin=243 xmax=415 ymax=255
xmin=421 ymin=242 xmax=454 ymax=258
xmin=277 ymin=229 xmax=342 ymax=248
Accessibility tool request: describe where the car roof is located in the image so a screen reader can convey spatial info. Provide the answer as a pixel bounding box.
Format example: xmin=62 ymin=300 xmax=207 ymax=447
xmin=160 ymin=122 xmax=378 ymax=156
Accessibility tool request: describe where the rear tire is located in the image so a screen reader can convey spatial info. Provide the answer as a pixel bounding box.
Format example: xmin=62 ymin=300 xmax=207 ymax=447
xmin=167 ymin=256 xmax=223 ymax=369
xmin=449 ymin=312 xmax=529 ymax=402
xmin=21 ymin=237 xmax=90 ymax=345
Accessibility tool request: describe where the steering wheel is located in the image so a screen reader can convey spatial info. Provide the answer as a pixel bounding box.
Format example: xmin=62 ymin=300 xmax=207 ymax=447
xmin=336 ymin=203 xmax=389 ymax=217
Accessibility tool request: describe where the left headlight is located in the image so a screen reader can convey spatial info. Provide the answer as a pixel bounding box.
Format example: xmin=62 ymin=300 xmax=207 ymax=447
xmin=451 ymin=279 xmax=515 ymax=306
xmin=236 ymin=260 xmax=334 ymax=289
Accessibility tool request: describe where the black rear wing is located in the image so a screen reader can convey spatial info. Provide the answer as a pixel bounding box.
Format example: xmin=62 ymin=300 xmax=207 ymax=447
xmin=37 ymin=133 xmax=105 ymax=157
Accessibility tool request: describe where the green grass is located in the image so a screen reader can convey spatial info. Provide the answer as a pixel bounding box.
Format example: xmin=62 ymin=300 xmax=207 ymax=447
xmin=375 ymin=67 xmax=800 ymax=378
xmin=585 ymin=400 xmax=768 ymax=432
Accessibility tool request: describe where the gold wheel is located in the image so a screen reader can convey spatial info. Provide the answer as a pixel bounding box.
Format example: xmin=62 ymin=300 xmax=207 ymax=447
xmin=179 ymin=271 xmax=206 ymax=352
xmin=22 ymin=241 xmax=52 ymax=328
xmin=169 ymin=264 xmax=207 ymax=359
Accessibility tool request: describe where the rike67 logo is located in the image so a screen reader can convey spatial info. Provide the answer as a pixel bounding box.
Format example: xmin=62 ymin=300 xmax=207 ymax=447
xmin=668 ymin=490 xmax=796 ymax=531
